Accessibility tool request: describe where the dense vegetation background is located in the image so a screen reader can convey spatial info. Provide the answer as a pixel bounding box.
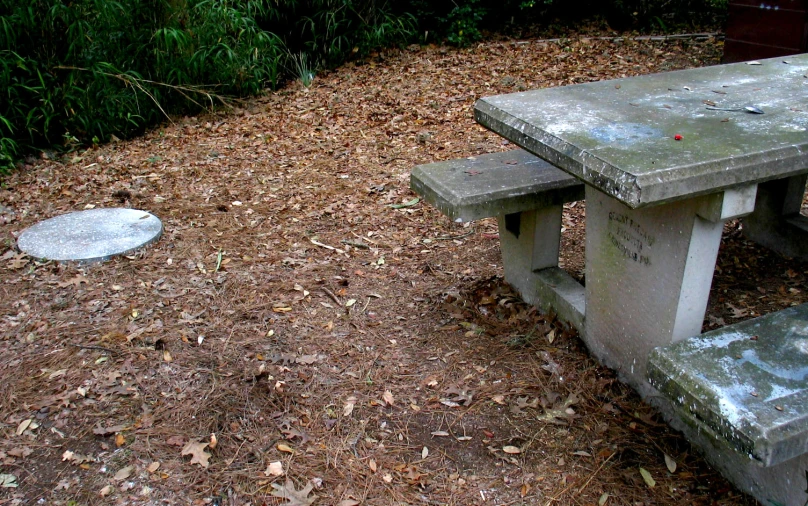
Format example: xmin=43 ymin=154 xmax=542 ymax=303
xmin=0 ymin=0 xmax=727 ymax=173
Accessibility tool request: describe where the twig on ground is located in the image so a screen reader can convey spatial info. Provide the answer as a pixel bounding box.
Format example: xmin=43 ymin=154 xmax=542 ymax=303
xmin=577 ymin=451 xmax=616 ymax=495
xmin=433 ymin=230 xmax=474 ymax=241
xmin=341 ymin=239 xmax=370 ymax=249
xmin=322 ymin=287 xmax=342 ymax=306
xmin=69 ymin=343 xmax=120 ymax=356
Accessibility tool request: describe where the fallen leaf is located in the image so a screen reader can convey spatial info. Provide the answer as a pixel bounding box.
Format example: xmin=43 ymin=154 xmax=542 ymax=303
xmin=664 ymin=453 xmax=677 ymax=473
xmin=166 ymin=435 xmax=185 ymax=446
xmin=639 ymin=467 xmax=655 ymax=487
xmin=115 ymin=433 xmax=126 ymax=447
xmin=57 ymin=275 xmax=88 ymax=287
xmin=368 ymin=459 xmax=377 ymax=472
xmin=16 ymin=419 xmax=32 ymax=436
xmin=599 ymin=492 xmax=609 ymax=505
xmin=0 ymin=474 xmax=18 ymax=488
xmin=48 ymin=369 xmax=67 ymax=380
xmin=93 ymin=424 xmax=127 ymax=436
xmin=7 ymin=446 xmax=32 ymax=458
xmin=181 ymin=441 xmax=211 ymax=468
xmin=430 ymin=431 xmax=450 ymax=437
xmin=7 ymin=253 xmax=28 ymax=270
xmin=389 ymin=197 xmax=419 ymax=209
xmin=421 ymin=446 xmax=429 ymax=459
xmin=265 ymin=461 xmax=284 ymax=476
xmin=270 ymin=479 xmax=318 ymax=506
xmin=99 ymin=485 xmax=112 ymax=496
xmin=503 ymin=446 xmax=521 ymax=454
xmin=277 ymin=443 xmax=295 ymax=454
xmin=114 ymin=465 xmax=133 ymax=481
xmin=343 ymin=397 xmax=356 ymax=417
xmin=147 ymin=462 xmax=160 ymax=473
xmin=382 ymin=390 xmax=394 ymax=406
xmin=338 ymin=500 xmax=360 ymax=506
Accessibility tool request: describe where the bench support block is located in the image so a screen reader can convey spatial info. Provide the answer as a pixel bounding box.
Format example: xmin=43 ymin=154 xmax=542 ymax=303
xmin=498 ymin=209 xmax=585 ymax=330
xmin=743 ymin=174 xmax=808 ymax=260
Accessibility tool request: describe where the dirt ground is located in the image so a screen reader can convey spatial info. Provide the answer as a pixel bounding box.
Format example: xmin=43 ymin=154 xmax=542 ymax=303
xmin=1 ymin=31 xmax=807 ymax=506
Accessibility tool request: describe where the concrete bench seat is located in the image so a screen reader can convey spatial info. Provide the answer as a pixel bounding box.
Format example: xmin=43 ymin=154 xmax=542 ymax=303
xmin=647 ymin=303 xmax=808 ymax=504
xmin=410 ymin=149 xmax=584 ymax=223
xmin=411 ymin=149 xmax=586 ymax=329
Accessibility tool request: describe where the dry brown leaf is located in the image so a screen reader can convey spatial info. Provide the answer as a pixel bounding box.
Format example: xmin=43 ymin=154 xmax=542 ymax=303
xmin=270 ymin=479 xmax=318 ymax=506
xmin=15 ymin=419 xmax=32 ymax=436
xmin=277 ymin=443 xmax=295 ymax=454
xmin=114 ymin=465 xmax=133 ymax=481
xmin=664 ymin=454 xmax=677 ymax=473
xmin=93 ymin=424 xmax=126 ymax=436
xmin=382 ymin=390 xmax=394 ymax=406
xmin=181 ymin=441 xmax=211 ymax=468
xmin=344 ymin=397 xmax=357 ymax=417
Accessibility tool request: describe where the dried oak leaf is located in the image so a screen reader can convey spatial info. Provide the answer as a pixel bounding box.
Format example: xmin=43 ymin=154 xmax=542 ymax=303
xmin=181 ymin=441 xmax=211 ymax=468
xmin=270 ymin=479 xmax=318 ymax=506
xmin=93 ymin=424 xmax=126 ymax=436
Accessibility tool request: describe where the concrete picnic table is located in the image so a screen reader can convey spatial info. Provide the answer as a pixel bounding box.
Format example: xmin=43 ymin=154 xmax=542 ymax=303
xmin=474 ymin=54 xmax=808 ymax=394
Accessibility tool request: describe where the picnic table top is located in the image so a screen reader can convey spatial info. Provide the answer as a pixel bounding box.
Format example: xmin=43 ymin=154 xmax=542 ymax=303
xmin=475 ymin=53 xmax=808 ymax=209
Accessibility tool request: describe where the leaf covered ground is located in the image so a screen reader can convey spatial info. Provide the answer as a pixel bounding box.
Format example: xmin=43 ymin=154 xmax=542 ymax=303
xmin=1 ymin=31 xmax=807 ymax=506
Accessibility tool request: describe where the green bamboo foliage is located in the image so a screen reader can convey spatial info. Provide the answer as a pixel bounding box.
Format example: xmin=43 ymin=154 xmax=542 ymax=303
xmin=0 ymin=0 xmax=419 ymax=173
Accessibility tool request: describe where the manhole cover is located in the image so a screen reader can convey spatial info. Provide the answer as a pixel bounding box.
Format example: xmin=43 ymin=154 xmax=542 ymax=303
xmin=17 ymin=208 xmax=163 ymax=263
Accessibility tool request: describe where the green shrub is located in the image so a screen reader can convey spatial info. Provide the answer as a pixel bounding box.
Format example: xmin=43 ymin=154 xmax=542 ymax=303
xmin=445 ymin=0 xmax=485 ymax=46
xmin=0 ymin=0 xmax=420 ymax=171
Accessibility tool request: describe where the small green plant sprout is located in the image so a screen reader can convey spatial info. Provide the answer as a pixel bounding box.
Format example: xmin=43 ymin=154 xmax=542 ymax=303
xmin=291 ymin=52 xmax=315 ymax=88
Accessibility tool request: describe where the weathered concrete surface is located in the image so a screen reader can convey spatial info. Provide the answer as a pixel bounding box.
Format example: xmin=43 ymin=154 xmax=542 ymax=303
xmin=17 ymin=208 xmax=163 ymax=263
xmin=497 ymin=209 xmax=585 ymax=330
xmin=475 ymin=54 xmax=808 ymax=209
xmin=743 ymin=174 xmax=808 ymax=260
xmin=410 ymin=149 xmax=583 ymax=222
xmin=648 ymin=304 xmax=808 ymax=505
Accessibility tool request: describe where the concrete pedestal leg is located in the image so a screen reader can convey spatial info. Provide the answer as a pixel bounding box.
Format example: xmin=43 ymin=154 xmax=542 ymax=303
xmin=742 ymin=174 xmax=808 ymax=260
xmin=498 ymin=207 xmax=585 ymax=330
xmin=583 ymin=185 xmax=757 ymax=395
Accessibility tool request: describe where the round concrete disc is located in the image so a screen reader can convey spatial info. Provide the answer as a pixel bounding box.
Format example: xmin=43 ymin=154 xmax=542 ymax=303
xmin=17 ymin=208 xmax=163 ymax=263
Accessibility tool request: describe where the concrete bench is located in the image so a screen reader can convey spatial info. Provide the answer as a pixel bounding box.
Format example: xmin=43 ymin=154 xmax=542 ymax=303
xmin=410 ymin=149 xmax=586 ymax=329
xmin=647 ymin=303 xmax=808 ymax=505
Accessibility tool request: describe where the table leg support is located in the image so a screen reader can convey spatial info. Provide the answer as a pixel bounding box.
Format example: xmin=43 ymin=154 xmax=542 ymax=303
xmin=742 ymin=174 xmax=808 ymax=260
xmin=583 ymin=186 xmax=756 ymax=394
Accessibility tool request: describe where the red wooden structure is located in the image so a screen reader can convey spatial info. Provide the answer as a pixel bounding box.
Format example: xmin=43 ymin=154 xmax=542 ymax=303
xmin=723 ymin=0 xmax=808 ymax=62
